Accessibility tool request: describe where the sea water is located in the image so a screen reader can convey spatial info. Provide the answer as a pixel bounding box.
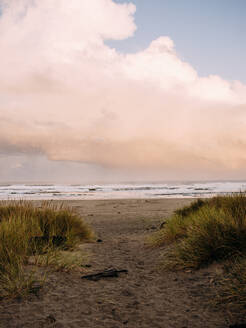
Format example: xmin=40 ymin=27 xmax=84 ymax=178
xmin=0 ymin=181 xmax=245 ymax=200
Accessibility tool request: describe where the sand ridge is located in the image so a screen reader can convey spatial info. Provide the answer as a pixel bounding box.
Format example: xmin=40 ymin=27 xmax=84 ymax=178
xmin=0 ymin=199 xmax=235 ymax=327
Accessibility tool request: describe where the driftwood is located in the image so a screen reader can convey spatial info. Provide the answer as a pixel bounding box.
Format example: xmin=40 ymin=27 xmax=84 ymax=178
xmin=159 ymin=221 xmax=167 ymax=229
xmin=81 ymin=268 xmax=128 ymax=281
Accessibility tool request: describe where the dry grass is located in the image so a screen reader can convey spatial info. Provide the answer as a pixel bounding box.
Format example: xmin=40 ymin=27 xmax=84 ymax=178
xmin=216 ymin=258 xmax=246 ymax=310
xmin=0 ymin=201 xmax=93 ymax=298
xmin=150 ymin=193 xmax=246 ymax=308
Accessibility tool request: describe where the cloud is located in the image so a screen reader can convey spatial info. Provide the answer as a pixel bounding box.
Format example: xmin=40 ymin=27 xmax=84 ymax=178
xmin=0 ymin=0 xmax=246 ymax=178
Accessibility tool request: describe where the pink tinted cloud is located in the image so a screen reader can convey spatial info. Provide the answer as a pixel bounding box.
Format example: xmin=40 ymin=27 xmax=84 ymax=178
xmin=0 ymin=0 xmax=246 ymax=175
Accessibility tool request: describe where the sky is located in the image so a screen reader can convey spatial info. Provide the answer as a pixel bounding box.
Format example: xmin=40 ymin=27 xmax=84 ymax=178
xmin=111 ymin=0 xmax=246 ymax=83
xmin=0 ymin=0 xmax=246 ymax=183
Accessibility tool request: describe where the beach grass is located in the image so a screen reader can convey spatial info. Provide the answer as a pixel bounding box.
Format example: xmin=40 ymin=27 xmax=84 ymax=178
xmin=217 ymin=257 xmax=246 ymax=309
xmin=150 ymin=193 xmax=246 ymax=307
xmin=0 ymin=201 xmax=93 ymax=298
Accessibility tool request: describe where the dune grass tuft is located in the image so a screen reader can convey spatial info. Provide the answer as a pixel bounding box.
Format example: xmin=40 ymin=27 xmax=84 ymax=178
xmin=0 ymin=201 xmax=93 ymax=298
xmin=150 ymin=193 xmax=246 ymax=308
xmin=151 ymin=194 xmax=246 ymax=267
xmin=214 ymin=257 xmax=246 ymax=310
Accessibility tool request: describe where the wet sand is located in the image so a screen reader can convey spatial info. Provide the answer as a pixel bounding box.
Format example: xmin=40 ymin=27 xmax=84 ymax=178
xmin=0 ymin=199 xmax=237 ymax=327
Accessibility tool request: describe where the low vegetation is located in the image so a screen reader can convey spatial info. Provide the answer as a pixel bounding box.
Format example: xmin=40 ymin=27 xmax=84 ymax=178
xmin=217 ymin=257 xmax=246 ymax=309
xmin=150 ymin=193 xmax=246 ymax=308
xmin=0 ymin=201 xmax=93 ymax=299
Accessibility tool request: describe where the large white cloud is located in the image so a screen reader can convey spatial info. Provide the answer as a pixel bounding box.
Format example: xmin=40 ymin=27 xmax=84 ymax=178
xmin=0 ymin=0 xmax=246 ymax=177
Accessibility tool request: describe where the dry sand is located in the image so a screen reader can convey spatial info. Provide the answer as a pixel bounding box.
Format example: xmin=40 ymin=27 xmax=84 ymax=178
xmin=0 ymin=199 xmax=240 ymax=327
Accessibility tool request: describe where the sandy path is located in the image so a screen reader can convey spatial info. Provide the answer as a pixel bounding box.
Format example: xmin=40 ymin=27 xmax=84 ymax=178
xmin=0 ymin=199 xmax=233 ymax=327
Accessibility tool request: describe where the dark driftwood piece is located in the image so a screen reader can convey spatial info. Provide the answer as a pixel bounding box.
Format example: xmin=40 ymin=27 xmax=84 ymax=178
xmin=159 ymin=221 xmax=167 ymax=229
xmin=81 ymin=269 xmax=128 ymax=281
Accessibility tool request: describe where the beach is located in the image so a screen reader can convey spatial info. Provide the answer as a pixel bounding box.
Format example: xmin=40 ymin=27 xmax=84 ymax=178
xmin=0 ymin=0 xmax=245 ymax=326
xmin=0 ymin=199 xmax=237 ymax=327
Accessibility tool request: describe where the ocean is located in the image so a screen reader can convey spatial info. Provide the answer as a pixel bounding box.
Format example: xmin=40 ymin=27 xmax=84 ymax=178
xmin=0 ymin=181 xmax=245 ymax=200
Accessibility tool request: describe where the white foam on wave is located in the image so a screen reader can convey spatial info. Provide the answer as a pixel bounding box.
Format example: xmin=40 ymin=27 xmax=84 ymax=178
xmin=0 ymin=181 xmax=245 ymax=200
